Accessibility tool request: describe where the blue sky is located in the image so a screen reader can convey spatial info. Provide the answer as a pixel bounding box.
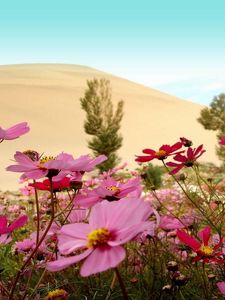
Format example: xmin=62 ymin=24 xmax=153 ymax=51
xmin=0 ymin=0 xmax=225 ymax=105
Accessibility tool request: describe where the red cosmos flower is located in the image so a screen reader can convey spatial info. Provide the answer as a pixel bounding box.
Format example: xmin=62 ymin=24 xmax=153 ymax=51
xmin=166 ymin=144 xmax=205 ymax=174
xmin=30 ymin=177 xmax=71 ymax=192
xmin=219 ymin=137 xmax=225 ymax=146
xmin=135 ymin=142 xmax=183 ymax=163
xmin=177 ymin=226 xmax=224 ymax=263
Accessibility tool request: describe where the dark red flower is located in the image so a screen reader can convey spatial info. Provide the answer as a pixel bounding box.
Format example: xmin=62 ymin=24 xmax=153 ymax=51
xmin=166 ymin=144 xmax=205 ymax=174
xmin=135 ymin=142 xmax=183 ymax=163
xmin=219 ymin=137 xmax=225 ymax=146
xmin=30 ymin=177 xmax=71 ymax=192
xmin=177 ymin=226 xmax=224 ymax=264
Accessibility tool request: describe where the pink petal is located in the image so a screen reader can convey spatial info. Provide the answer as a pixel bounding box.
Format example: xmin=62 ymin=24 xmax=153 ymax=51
xmin=14 ymin=152 xmax=36 ymax=166
xmin=7 ymin=215 xmax=28 ymax=233
xmin=58 ymin=223 xmax=90 ymax=254
xmin=177 ymin=229 xmax=201 ymax=251
xmin=0 ymin=128 xmax=6 ymax=139
xmin=198 ymin=226 xmax=211 ymax=246
xmin=80 ymin=246 xmax=126 ymax=277
xmin=23 ymin=169 xmax=48 ymax=179
xmin=217 ymin=282 xmax=225 ymax=295
xmin=89 ymin=198 xmax=151 ymax=231
xmin=74 ymin=194 xmax=100 ymax=208
xmin=0 ymin=216 xmax=7 ymax=233
xmin=47 ymin=249 xmax=92 ymax=272
xmin=0 ymin=234 xmax=12 ymax=245
xmin=108 ymin=222 xmax=152 ymax=246
xmin=60 ymin=223 xmax=90 ymax=239
xmin=59 ymin=236 xmax=87 ymax=255
xmin=3 ymin=122 xmax=29 ymax=140
xmin=84 ymin=155 xmax=107 ymax=171
xmin=68 ymin=209 xmax=87 ymax=223
xmin=6 ymin=165 xmax=36 ymax=172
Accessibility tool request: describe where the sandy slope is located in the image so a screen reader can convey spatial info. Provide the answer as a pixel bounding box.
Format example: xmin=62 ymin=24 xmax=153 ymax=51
xmin=0 ymin=64 xmax=218 ymax=191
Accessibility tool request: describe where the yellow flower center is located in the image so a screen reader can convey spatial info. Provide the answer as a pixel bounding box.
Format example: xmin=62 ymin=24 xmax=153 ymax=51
xmin=44 ymin=289 xmax=67 ymax=300
xmin=155 ymin=150 xmax=167 ymax=158
xmin=87 ymin=228 xmax=111 ymax=248
xmin=199 ymin=245 xmax=214 ymax=256
xmin=106 ymin=185 xmax=120 ymax=193
xmin=39 ymin=156 xmax=55 ymax=166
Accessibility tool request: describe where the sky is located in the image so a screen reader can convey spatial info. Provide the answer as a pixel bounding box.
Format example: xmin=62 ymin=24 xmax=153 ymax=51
xmin=0 ymin=0 xmax=225 ymax=105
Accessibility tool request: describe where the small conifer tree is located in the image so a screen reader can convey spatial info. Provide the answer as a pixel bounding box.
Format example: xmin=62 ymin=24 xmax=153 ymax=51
xmin=80 ymin=78 xmax=124 ymax=172
xmin=197 ymin=93 xmax=225 ymax=161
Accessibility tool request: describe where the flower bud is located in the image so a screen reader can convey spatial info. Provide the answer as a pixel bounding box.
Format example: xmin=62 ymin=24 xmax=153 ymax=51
xmin=167 ymin=261 xmax=179 ymax=272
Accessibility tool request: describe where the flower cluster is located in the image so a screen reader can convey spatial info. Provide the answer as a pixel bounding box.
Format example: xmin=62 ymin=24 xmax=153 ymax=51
xmin=136 ymin=138 xmax=206 ymax=174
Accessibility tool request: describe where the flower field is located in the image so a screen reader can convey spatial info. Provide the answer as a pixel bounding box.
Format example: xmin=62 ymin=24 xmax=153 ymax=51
xmin=0 ymin=122 xmax=225 ymax=299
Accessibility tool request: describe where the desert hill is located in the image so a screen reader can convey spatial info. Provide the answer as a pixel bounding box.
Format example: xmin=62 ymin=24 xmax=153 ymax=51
xmin=0 ymin=64 xmax=218 ymax=191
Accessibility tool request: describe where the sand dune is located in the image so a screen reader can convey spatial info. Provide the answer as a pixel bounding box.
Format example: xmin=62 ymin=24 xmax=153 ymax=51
xmin=0 ymin=64 xmax=218 ymax=191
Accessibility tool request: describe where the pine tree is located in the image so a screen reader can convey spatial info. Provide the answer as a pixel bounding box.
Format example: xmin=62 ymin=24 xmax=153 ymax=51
xmin=197 ymin=93 xmax=225 ymax=161
xmin=80 ymin=78 xmax=124 ymax=172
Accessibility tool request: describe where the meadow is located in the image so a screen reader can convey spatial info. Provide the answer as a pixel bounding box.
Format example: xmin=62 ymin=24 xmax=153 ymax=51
xmin=0 ymin=122 xmax=225 ymax=299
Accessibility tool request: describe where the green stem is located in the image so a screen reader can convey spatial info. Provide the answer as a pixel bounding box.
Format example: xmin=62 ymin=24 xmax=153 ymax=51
xmin=33 ymin=180 xmax=40 ymax=245
xmin=9 ymin=177 xmax=55 ymax=299
xmin=114 ymin=267 xmax=129 ymax=300
xmin=0 ymin=281 xmax=10 ymax=297
xmin=105 ymin=272 xmax=117 ymax=300
xmin=162 ymin=161 xmax=218 ymax=232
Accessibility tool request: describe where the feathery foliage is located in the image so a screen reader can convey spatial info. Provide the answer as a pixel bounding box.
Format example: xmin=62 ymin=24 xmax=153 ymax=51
xmin=197 ymin=93 xmax=225 ymax=161
xmin=80 ymin=78 xmax=124 ymax=171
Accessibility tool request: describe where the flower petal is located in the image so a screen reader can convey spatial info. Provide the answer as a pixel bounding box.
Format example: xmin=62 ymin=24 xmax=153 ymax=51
xmin=89 ymin=198 xmax=152 ymax=231
xmin=80 ymin=246 xmax=126 ymax=277
xmin=217 ymin=282 xmax=225 ymax=295
xmin=108 ymin=222 xmax=152 ymax=246
xmin=177 ymin=229 xmax=201 ymax=251
xmin=0 ymin=216 xmax=7 ymax=233
xmin=47 ymin=249 xmax=92 ymax=272
xmin=198 ymin=226 xmax=211 ymax=246
xmin=58 ymin=223 xmax=90 ymax=254
xmin=7 ymin=215 xmax=28 ymax=233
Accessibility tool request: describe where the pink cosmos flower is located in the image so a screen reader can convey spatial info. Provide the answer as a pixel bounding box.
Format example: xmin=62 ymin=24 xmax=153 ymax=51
xmin=74 ymin=176 xmax=141 ymax=208
xmin=219 ymin=137 xmax=225 ymax=146
xmin=7 ymin=151 xmax=106 ymax=181
xmin=6 ymin=151 xmax=57 ymax=180
xmin=0 ymin=215 xmax=28 ymax=245
xmin=0 ymin=122 xmax=29 ymax=141
xmin=47 ymin=197 xmax=153 ymax=276
xmin=135 ymin=142 xmax=183 ymax=163
xmin=217 ymin=282 xmax=225 ymax=296
xmin=52 ymin=153 xmax=107 ymax=181
xmin=166 ymin=145 xmax=206 ymax=174
xmin=15 ymin=238 xmax=36 ymax=253
xmin=19 ymin=185 xmax=35 ymax=197
xmin=159 ymin=215 xmax=194 ymax=231
xmin=68 ymin=209 xmax=87 ymax=223
xmin=0 ymin=215 xmax=28 ymax=235
xmin=177 ymin=226 xmax=224 ymax=263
